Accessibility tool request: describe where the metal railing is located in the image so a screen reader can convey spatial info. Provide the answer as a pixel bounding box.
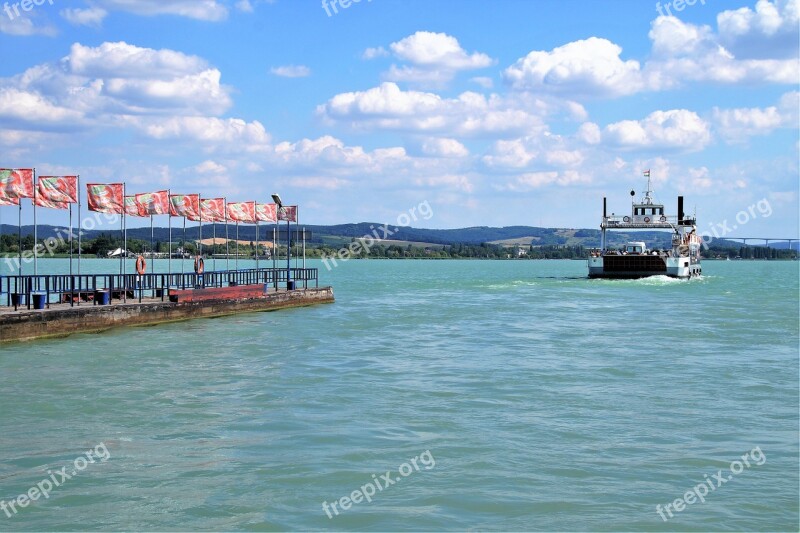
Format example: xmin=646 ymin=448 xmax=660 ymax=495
xmin=0 ymin=267 xmax=319 ymax=310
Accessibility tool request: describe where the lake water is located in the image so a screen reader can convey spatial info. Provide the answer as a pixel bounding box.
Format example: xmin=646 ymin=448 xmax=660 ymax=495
xmin=0 ymin=259 xmax=798 ymax=531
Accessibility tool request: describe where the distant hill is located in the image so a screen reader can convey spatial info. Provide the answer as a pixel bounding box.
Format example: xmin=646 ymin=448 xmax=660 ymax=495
xmin=2 ymin=223 xmax=797 ymax=250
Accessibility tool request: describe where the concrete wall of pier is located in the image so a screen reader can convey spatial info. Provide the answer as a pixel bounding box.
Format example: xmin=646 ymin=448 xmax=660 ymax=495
xmin=0 ymin=287 xmax=334 ymax=344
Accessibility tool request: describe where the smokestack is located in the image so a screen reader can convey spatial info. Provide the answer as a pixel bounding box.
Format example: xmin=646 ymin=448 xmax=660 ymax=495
xmin=677 ymin=196 xmax=684 ymax=224
xmin=603 ymin=197 xmax=607 ymax=219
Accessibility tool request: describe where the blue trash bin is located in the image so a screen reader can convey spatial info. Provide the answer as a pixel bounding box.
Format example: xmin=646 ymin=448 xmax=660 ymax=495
xmin=32 ymin=292 xmax=47 ymax=310
xmin=95 ymin=290 xmax=111 ymax=305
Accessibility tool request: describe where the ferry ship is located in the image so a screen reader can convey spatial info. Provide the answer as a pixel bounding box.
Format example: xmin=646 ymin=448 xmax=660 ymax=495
xmin=588 ymin=176 xmax=702 ymax=279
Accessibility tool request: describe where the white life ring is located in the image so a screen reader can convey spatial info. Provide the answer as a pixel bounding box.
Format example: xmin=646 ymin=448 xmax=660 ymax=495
xmin=660 ymin=215 xmax=667 ymax=222
xmin=644 ymin=216 xmax=651 ymax=223
xmin=623 ymin=216 xmax=631 ymax=223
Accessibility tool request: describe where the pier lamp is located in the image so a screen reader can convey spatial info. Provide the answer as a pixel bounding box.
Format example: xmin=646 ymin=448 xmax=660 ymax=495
xmin=272 ymin=193 xmax=292 ymax=289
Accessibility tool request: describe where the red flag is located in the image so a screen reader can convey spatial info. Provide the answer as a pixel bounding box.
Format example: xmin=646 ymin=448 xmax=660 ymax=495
xmin=0 ymin=169 xmax=35 ymax=199
xmin=200 ymin=198 xmax=226 ymax=222
xmin=170 ymin=194 xmax=200 ymax=220
xmin=87 ymin=183 xmax=124 ymax=214
xmin=38 ymin=176 xmax=78 ymax=204
xmin=135 ymin=190 xmax=170 ymax=216
xmin=227 ymin=201 xmax=256 ymax=223
xmin=256 ymin=203 xmax=277 ymax=223
xmin=124 ymin=196 xmax=147 ymax=217
xmin=34 ymin=195 xmax=69 ymax=210
xmin=278 ymin=205 xmax=297 ymax=222
xmin=0 ymin=196 xmax=20 ymax=206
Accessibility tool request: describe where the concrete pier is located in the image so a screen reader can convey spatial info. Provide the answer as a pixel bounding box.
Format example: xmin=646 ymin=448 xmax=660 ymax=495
xmin=0 ymin=286 xmax=334 ymax=344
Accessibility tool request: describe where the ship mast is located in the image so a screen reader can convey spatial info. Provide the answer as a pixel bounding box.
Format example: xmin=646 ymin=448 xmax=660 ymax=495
xmin=641 ymin=175 xmax=654 ymax=205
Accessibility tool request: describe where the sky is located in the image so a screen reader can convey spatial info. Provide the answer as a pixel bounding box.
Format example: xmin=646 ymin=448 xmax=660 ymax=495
xmin=0 ymin=0 xmax=798 ymax=236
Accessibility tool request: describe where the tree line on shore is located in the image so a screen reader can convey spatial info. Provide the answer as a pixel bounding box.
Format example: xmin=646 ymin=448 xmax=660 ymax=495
xmin=1 ymin=233 xmax=796 ymax=260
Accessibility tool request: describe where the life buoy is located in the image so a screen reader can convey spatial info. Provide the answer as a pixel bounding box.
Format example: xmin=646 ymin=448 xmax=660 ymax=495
xmin=136 ymin=255 xmax=147 ymax=275
xmin=660 ymin=215 xmax=667 ymax=222
xmin=623 ymin=216 xmax=631 ymax=223
xmin=194 ymin=256 xmax=205 ymax=274
xmin=644 ymin=216 xmax=651 ymax=223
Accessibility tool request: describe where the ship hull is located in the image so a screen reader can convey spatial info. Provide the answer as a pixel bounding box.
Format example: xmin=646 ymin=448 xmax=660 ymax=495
xmin=587 ymin=255 xmax=701 ymax=279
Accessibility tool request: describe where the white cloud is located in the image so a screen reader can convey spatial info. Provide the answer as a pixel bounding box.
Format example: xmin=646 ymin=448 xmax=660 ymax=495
xmin=712 ymin=91 xmax=799 ymax=142
xmin=603 ymin=109 xmax=711 ymax=151
xmin=61 ymin=7 xmax=108 ymax=27
xmin=270 ymin=65 xmax=311 ymax=78
xmin=375 ymin=31 xmax=494 ymax=88
xmin=0 ymin=87 xmax=83 ymax=127
xmin=389 ymin=31 xmax=493 ymax=70
xmin=236 ymin=0 xmax=254 ymax=13
xmin=499 ymin=170 xmax=588 ymax=191
xmin=421 ymin=138 xmax=469 ymax=158
xmin=717 ymin=0 xmax=799 ymax=59
xmin=67 ymin=41 xmax=209 ymax=79
xmin=273 ymin=135 xmax=407 ymax=170
xmin=3 ymin=42 xmax=233 ymax=124
xmin=645 ymin=15 xmax=799 ymax=88
xmin=470 ymin=76 xmax=494 ymax=89
xmin=318 ymin=82 xmax=546 ymax=138
xmin=137 ymin=116 xmax=271 ymax=149
xmin=503 ymin=37 xmax=644 ymax=97
xmin=94 ymin=0 xmax=228 ymax=21
xmin=194 ymin=160 xmax=227 ymax=174
xmin=0 ymin=11 xmax=57 ymax=36
xmin=362 ymin=47 xmax=389 ymax=60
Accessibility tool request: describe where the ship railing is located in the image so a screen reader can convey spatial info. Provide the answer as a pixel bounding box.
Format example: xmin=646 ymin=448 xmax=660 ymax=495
xmin=0 ymin=267 xmax=319 ymax=310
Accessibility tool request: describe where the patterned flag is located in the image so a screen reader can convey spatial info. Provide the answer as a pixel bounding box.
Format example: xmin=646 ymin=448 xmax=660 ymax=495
xmin=200 ymin=198 xmax=226 ymax=222
xmin=38 ymin=176 xmax=78 ymax=204
xmin=0 ymin=169 xmax=35 ymax=199
xmin=124 ymin=196 xmax=147 ymax=217
xmin=643 ymin=170 xmax=651 ymax=178
xmin=34 ymin=195 xmax=69 ymax=210
xmin=0 ymin=196 xmax=20 ymax=206
xmin=227 ymin=201 xmax=256 ymax=223
xmin=256 ymin=203 xmax=277 ymax=223
xmin=169 ymin=194 xmax=200 ymax=220
xmin=87 ymin=183 xmax=124 ymax=214
xmin=135 ymin=190 xmax=170 ymax=216
xmin=278 ymin=205 xmax=297 ymax=222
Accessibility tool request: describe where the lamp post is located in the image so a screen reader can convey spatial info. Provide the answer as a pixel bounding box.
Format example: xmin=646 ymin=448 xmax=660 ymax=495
xmin=272 ymin=193 xmax=292 ymax=290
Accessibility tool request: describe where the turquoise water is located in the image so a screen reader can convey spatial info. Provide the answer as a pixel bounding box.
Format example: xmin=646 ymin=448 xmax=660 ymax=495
xmin=0 ymin=259 xmax=798 ymax=531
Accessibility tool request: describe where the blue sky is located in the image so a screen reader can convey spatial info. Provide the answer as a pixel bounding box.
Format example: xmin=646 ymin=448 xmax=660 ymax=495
xmin=0 ymin=0 xmax=797 ymax=236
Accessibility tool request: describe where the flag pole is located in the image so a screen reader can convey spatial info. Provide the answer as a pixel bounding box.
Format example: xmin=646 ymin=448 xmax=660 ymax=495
xmin=168 ymin=190 xmax=172 ymax=278
xmin=212 ymin=213 xmax=217 ymax=273
xmin=122 ymin=184 xmax=127 ymax=303
xmin=69 ymin=200 xmax=73 ymax=307
xmin=235 ymin=220 xmax=239 ymax=271
xmin=33 ymin=168 xmax=37 ymax=276
xmin=272 ymin=223 xmax=276 ymax=289
xmin=182 ymin=213 xmax=186 ymax=275
xmin=77 ymin=175 xmax=81 ymax=277
xmin=255 ymin=218 xmax=260 ymax=272
xmin=150 ymin=214 xmax=154 ymax=272
xmin=18 ymin=190 xmax=22 ymax=277
xmin=198 ymin=195 xmax=203 ymax=261
xmin=224 ymin=198 xmax=229 ymax=272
